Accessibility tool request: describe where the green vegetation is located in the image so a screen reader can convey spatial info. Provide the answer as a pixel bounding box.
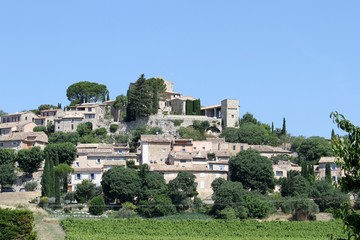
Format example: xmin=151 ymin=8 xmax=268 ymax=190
xmin=185 ymin=99 xmax=201 ymax=115
xmin=66 ymin=81 xmax=109 ymax=105
xmin=89 ymin=196 xmax=105 ymax=215
xmin=61 ymin=218 xmax=345 ymax=240
xmin=0 ymin=208 xmax=37 ymax=240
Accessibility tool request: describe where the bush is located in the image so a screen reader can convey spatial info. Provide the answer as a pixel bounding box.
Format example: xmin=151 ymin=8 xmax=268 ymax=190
xmin=0 ymin=208 xmax=37 ymax=240
xmin=33 ymin=126 xmax=47 ymax=133
xmin=24 ymin=181 xmax=38 ymax=191
xmin=218 ymin=207 xmax=237 ymax=220
xmin=137 ymin=194 xmax=176 ymax=218
xmin=173 ymin=119 xmax=183 ymax=127
xmin=244 ymin=193 xmax=275 ymax=219
xmin=116 ymin=202 xmax=138 ymax=218
xmin=64 ymin=192 xmax=76 ymax=202
xmin=110 ymin=124 xmax=119 ymax=133
xmin=281 ymin=197 xmax=319 ymax=221
xmin=89 ymin=196 xmax=105 ymax=216
xmin=39 ymin=196 xmax=49 ymax=208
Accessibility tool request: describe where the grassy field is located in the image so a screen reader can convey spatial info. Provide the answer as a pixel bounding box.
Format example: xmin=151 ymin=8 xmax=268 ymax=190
xmin=61 ymin=218 xmax=345 ymax=240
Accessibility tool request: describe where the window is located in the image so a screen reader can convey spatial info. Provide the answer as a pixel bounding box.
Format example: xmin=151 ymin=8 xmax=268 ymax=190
xmin=332 ymin=176 xmax=337 ymax=182
xmin=331 ymin=163 xmax=337 ymax=170
xmin=240 ymin=146 xmax=244 ymax=151
xmin=76 ymin=162 xmax=80 ymax=167
xmin=231 ymin=115 xmax=234 ymax=118
xmin=220 ymin=165 xmax=225 ymax=171
xmin=202 ymin=147 xmax=205 ymax=150
xmin=200 ymin=181 xmax=205 ymax=189
xmin=90 ymin=173 xmax=95 ymax=180
xmin=180 ymin=160 xmax=186 ymax=163
xmin=233 ymin=145 xmax=236 ymax=151
xmin=209 ymin=164 xmax=213 ymax=170
xmin=182 ymin=148 xmax=186 ymax=152
xmin=193 ymin=147 xmax=197 ymax=150
xmin=0 ymin=143 xmax=3 ymax=147
xmin=96 ymin=159 xmax=101 ymax=164
xmin=88 ymin=107 xmax=92 ymax=112
xmin=276 ymin=171 xmax=283 ymax=177
xmin=12 ymin=142 xmax=17 ymax=145
xmin=25 ymin=117 xmax=28 ymax=120
xmin=76 ymin=174 xmax=81 ymax=180
xmin=71 ymin=124 xmax=74 ymax=130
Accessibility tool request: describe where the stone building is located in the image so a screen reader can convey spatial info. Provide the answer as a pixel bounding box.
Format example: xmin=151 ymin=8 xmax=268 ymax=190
xmin=0 ymin=132 xmax=48 ymax=150
xmin=0 ymin=112 xmax=38 ymax=135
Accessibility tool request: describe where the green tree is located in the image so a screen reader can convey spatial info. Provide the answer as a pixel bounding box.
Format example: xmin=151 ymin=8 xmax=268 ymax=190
xmin=281 ymin=117 xmax=287 ymax=135
xmin=138 ymin=194 xmax=176 ymax=218
xmin=33 ymin=126 xmax=47 ymax=133
xmin=240 ymin=112 xmax=259 ymax=126
xmin=16 ymin=147 xmax=44 ymax=175
xmin=0 ymin=163 xmax=17 ymax=188
xmin=139 ymin=165 xmax=167 ymax=200
xmin=330 ymin=112 xmax=360 ymax=238
xmin=101 ymin=166 xmax=141 ymax=203
xmin=325 ymin=162 xmax=332 ymax=183
xmin=44 ymin=143 xmax=77 ymax=165
xmin=54 ymin=163 xmax=73 ymax=193
xmin=76 ymin=122 xmax=93 ymax=137
xmin=146 ymin=77 xmax=167 ymax=115
xmin=229 ymin=149 xmax=275 ymax=193
xmin=168 ymin=172 xmax=198 ymax=211
xmin=89 ymin=196 xmax=105 ymax=215
xmin=0 ymin=109 xmax=7 ymax=116
xmin=75 ymin=179 xmax=96 ymax=203
xmin=66 ymin=81 xmax=109 ymax=104
xmin=292 ymin=136 xmax=333 ymax=163
xmin=0 ymin=149 xmax=16 ymax=165
xmin=48 ymin=132 xmax=80 ymax=144
xmin=113 ymin=95 xmax=127 ymax=121
xmin=41 ymin=157 xmax=51 ymax=197
xmin=279 ymin=173 xmax=311 ymax=197
xmin=109 ymin=124 xmax=119 ymax=133
xmin=178 ymin=127 xmax=205 ymax=141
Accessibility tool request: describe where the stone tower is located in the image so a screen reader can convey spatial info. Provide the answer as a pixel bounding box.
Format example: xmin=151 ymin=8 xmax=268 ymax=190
xmin=221 ymin=99 xmax=239 ymax=128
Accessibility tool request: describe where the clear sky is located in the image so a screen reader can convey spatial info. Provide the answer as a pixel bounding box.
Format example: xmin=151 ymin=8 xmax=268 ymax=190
xmin=0 ymin=1 xmax=359 ymax=138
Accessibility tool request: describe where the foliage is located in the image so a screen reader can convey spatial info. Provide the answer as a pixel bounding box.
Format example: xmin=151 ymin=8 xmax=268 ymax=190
xmin=229 ymin=149 xmax=275 ymax=193
xmin=16 ymin=146 xmax=44 ymax=175
xmin=138 ymin=194 xmax=176 ymax=218
xmin=168 ymin=172 xmax=198 ymax=211
xmin=44 ymin=143 xmax=77 ymax=165
xmin=192 ymin=120 xmax=210 ymax=133
xmin=281 ymin=197 xmax=319 ymax=221
xmin=75 ymin=179 xmax=96 ymax=203
xmin=116 ymin=202 xmax=138 ymax=218
xmin=0 ymin=163 xmax=17 ymax=188
xmin=178 ymin=127 xmax=206 ymax=141
xmin=88 ymin=196 xmax=105 ymax=216
xmin=109 ymin=124 xmax=119 ymax=133
xmin=101 ymin=166 xmax=141 ymax=203
xmin=126 ymin=75 xmax=166 ymax=121
xmin=48 ymin=131 xmax=80 ymax=145
xmin=66 ymin=81 xmax=109 ymax=104
xmin=33 ymin=126 xmax=47 ymax=133
xmin=76 ymin=122 xmax=93 ymax=137
xmin=129 ymin=125 xmax=163 ymax=152
xmin=24 ymin=181 xmax=38 ymax=191
xmin=330 ymin=112 xmax=360 ymax=239
xmin=325 ymin=162 xmax=332 ymax=183
xmin=61 ymin=218 xmax=346 ymax=240
xmin=279 ymin=171 xmax=311 ymax=197
xmin=173 ymin=119 xmax=183 ymax=127
xmin=185 ymin=99 xmax=201 ymax=115
xmin=0 ymin=208 xmax=37 ymax=240
xmin=311 ymin=180 xmax=349 ymax=212
xmin=113 ymin=133 xmax=129 ymax=144
xmin=139 ymin=165 xmax=167 ymax=200
xmin=54 ymin=163 xmax=73 ymax=193
xmin=240 ymin=112 xmax=260 ymax=126
xmin=243 ymin=192 xmax=275 ymax=219
xmin=0 ymin=148 xmax=16 ymax=165
xmin=94 ymin=127 xmax=107 ymax=137
xmin=291 ymin=136 xmax=333 ymax=164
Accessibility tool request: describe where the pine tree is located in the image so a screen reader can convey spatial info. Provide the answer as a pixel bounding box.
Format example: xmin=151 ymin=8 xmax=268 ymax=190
xmin=106 ymin=93 xmax=110 ymax=101
xmin=325 ymin=162 xmax=332 ymax=183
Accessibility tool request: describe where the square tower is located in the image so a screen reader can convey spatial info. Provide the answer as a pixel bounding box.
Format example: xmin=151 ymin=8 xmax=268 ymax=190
xmin=221 ymin=99 xmax=239 ymax=128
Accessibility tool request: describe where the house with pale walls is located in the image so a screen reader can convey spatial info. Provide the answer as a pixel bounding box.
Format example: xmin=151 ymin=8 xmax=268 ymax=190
xmin=70 ymin=143 xmax=138 ymax=191
xmin=140 ymin=135 xmax=173 ymax=165
xmin=0 ymin=132 xmax=48 ymax=150
xmin=273 ymin=160 xmax=301 ymax=179
xmin=34 ymin=108 xmax=65 ymax=127
xmin=248 ymin=145 xmax=292 ymax=159
xmin=0 ymin=112 xmax=38 ymax=135
xmin=316 ymin=156 xmax=343 ymax=183
xmin=150 ymin=164 xmax=227 ymax=200
xmin=54 ymin=101 xmax=115 ymax=132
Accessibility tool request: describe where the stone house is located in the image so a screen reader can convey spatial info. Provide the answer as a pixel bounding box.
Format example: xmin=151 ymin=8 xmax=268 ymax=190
xmin=0 ymin=112 xmax=38 ymax=135
xmin=248 ymin=145 xmax=292 ymax=159
xmin=317 ymin=156 xmax=343 ymax=182
xmin=34 ymin=109 xmax=65 ymax=127
xmin=0 ymin=132 xmax=48 ymax=150
xmin=272 ymin=160 xmax=301 ymax=179
xmin=140 ymin=135 xmax=173 ymax=165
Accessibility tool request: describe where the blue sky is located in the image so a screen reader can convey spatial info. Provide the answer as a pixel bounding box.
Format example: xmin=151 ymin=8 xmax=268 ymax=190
xmin=0 ymin=1 xmax=359 ymax=138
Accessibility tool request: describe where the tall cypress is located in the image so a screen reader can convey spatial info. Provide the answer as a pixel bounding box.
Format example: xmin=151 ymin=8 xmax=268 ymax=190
xmin=325 ymin=162 xmax=332 ymax=183
xmin=307 ymin=163 xmax=315 ymax=182
xmin=300 ymin=161 xmax=308 ymax=179
xmin=54 ymin=153 xmax=61 ymax=206
xmin=281 ymin=117 xmax=287 ymax=135
xmin=271 ymin=122 xmax=274 ymax=133
xmin=49 ymin=158 xmax=55 ymax=197
xmin=41 ymin=157 xmax=50 ymax=197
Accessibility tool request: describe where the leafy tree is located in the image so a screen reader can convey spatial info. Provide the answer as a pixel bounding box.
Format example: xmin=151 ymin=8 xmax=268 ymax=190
xmin=244 ymin=192 xmax=275 ymax=219
xmin=139 ymin=164 xmax=167 ymax=200
xmin=240 ymin=112 xmax=259 ymax=126
xmin=0 ymin=163 xmax=17 ymax=188
xmin=330 ymin=112 xmax=360 ymax=238
xmin=94 ymin=127 xmax=107 ymax=137
xmin=66 ymin=81 xmax=109 ymax=104
xmin=44 ymin=143 xmax=77 ymax=165
xmin=292 ymin=136 xmax=333 ymax=163
xmin=146 ymin=77 xmax=167 ymax=115
xmin=113 ymin=95 xmax=127 ymax=121
xmin=0 ymin=109 xmax=7 ymax=116
xmin=168 ymin=172 xmax=198 ymax=211
xmin=89 ymin=196 xmax=105 ymax=215
xmin=0 ymin=149 xmax=16 ymax=165
xmin=24 ymin=181 xmax=38 ymax=191
xmin=75 ymin=179 xmax=96 ymax=203
xmin=178 ymin=127 xmax=205 ymax=141
xmin=138 ymin=194 xmax=176 ymax=218
xmin=279 ymin=171 xmax=311 ymax=197
xmin=33 ymin=126 xmax=47 ymax=133
xmin=211 ymin=180 xmax=248 ymax=219
xmin=76 ymin=122 xmax=93 ymax=137
xmin=282 ymin=197 xmax=319 ymax=221
xmin=113 ymin=133 xmax=129 ymax=144
xmin=311 ymin=180 xmax=349 ymax=212
xmin=109 ymin=124 xmax=119 ymax=133
xmin=16 ymin=147 xmax=44 ymax=175
xmin=101 ymin=166 xmax=141 ymax=203
xmin=54 ymin=163 xmax=73 ymax=193
xmin=193 ymin=120 xmax=210 ymax=133
xmin=41 ymin=157 xmax=51 ymax=197
xmin=48 ymin=132 xmax=80 ymax=145
xmin=229 ymin=149 xmax=275 ymax=193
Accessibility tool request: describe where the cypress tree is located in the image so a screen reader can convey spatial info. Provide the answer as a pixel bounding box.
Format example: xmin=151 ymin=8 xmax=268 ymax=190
xmin=307 ymin=163 xmax=315 ymax=182
xmin=325 ymin=162 xmax=332 ymax=183
xmin=193 ymin=99 xmax=201 ymax=115
xmin=271 ymin=122 xmax=274 ymax=133
xmin=281 ymin=117 xmax=287 ymax=135
xmin=186 ymin=100 xmax=193 ymax=115
xmin=300 ymin=161 xmax=308 ymax=179
xmin=41 ymin=157 xmax=50 ymax=197
xmin=54 ymin=153 xmax=61 ymax=206
xmin=331 ymin=129 xmax=335 ymax=140
xmin=49 ymin=158 xmax=55 ymax=197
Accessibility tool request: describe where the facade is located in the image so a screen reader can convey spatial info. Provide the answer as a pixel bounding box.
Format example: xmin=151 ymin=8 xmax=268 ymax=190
xmin=273 ymin=160 xmax=301 ymax=179
xmin=0 ymin=132 xmax=48 ymax=150
xmin=220 ymin=99 xmax=239 ymax=128
xmin=317 ymin=156 xmax=343 ymax=182
xmin=34 ymin=109 xmax=65 ymax=127
xmin=248 ymin=145 xmax=292 ymax=159
xmin=140 ymin=135 xmax=173 ymax=165
xmin=0 ymin=112 xmax=38 ymax=135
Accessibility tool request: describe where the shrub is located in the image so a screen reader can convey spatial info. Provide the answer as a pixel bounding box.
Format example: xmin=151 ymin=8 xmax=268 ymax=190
xmin=33 ymin=126 xmax=47 ymax=133
xmin=39 ymin=196 xmax=49 ymax=208
xmin=173 ymin=119 xmax=183 ymax=127
xmin=64 ymin=192 xmax=76 ymax=202
xmin=218 ymin=206 xmax=237 ymax=220
xmin=282 ymin=197 xmax=319 ymax=221
xmin=116 ymin=202 xmax=138 ymax=218
xmin=89 ymin=196 xmax=105 ymax=216
xmin=24 ymin=181 xmax=38 ymax=191
xmin=110 ymin=124 xmax=119 ymax=133
xmin=0 ymin=208 xmax=37 ymax=240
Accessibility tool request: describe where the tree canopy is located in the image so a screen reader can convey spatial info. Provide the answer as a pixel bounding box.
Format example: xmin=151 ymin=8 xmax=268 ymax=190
xmin=168 ymin=172 xmax=198 ymax=210
xmin=66 ymin=81 xmax=109 ymax=105
xmin=44 ymin=143 xmax=77 ymax=165
xmin=16 ymin=147 xmax=44 ymax=175
xmin=291 ymin=136 xmax=333 ymax=163
xmin=229 ymin=149 xmax=275 ymax=193
xmin=0 ymin=149 xmax=16 ymax=165
xmin=101 ymin=166 xmax=141 ymax=203
xmin=0 ymin=163 xmax=17 ymax=188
